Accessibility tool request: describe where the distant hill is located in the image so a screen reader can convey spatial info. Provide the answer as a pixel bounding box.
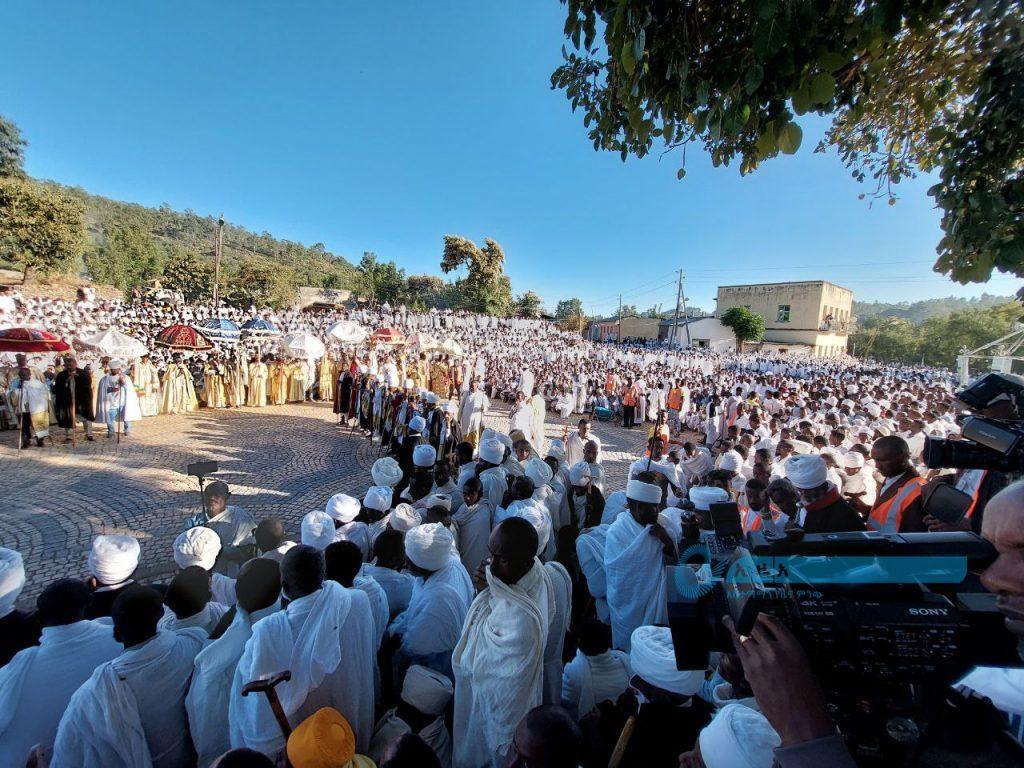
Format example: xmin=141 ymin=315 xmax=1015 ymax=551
xmin=45 ymin=181 xmax=359 ymax=299
xmin=853 ymin=294 xmax=1016 ymax=325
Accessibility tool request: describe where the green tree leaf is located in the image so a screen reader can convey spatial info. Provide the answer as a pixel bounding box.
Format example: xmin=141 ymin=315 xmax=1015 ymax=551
xmin=777 ymin=121 xmax=803 ymax=154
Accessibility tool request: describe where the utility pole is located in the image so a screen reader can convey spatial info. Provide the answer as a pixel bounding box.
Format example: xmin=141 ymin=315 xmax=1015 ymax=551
xmin=213 ymin=213 xmax=225 ymax=308
xmin=617 ymin=294 xmax=622 ymax=343
xmin=680 ymin=272 xmax=692 ymax=347
xmin=670 ymin=269 xmax=682 ymax=348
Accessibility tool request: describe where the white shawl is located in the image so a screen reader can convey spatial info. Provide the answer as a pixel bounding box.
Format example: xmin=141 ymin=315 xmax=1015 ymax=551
xmin=605 ymin=512 xmax=669 ymax=651
xmin=576 ymin=525 xmax=610 ymax=622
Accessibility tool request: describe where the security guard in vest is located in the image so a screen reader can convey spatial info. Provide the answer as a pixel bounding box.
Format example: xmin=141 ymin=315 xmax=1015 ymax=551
xmin=867 ymin=435 xmax=926 ymax=532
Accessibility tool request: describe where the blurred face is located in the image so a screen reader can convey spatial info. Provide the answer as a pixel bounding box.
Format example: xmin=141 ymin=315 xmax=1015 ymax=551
xmin=583 ymin=442 xmax=598 ymax=463
xmin=463 ymin=486 xmax=481 ymax=507
xmin=981 ymin=485 xmax=1024 ymax=642
xmin=578 ymin=422 xmax=590 ymax=439
xmin=745 ymin=485 xmax=767 ymax=511
xmin=871 ymin=444 xmax=906 ymax=478
xmin=488 ymin=527 xmax=532 ymax=586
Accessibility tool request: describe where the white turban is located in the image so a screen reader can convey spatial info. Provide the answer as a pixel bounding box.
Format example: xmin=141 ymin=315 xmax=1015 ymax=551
xmin=510 ymin=500 xmax=551 ymax=555
xmin=405 ymin=522 xmax=455 ymax=571
xmin=754 ymin=438 xmax=774 ymax=452
xmin=547 ymin=439 xmax=566 ymax=462
xmin=89 ymin=534 xmax=141 ymax=586
xmin=496 ymin=433 xmax=513 ymax=452
xmin=630 ymin=625 xmax=704 ymax=693
xmin=408 ymin=415 xmax=426 ymax=433
xmin=790 ymin=440 xmax=813 ymax=455
xmin=479 ymin=438 xmax=505 ymax=465
xmin=568 ymin=461 xmax=592 ymax=486
xmin=843 ymin=452 xmax=865 ymax=469
xmin=173 ymin=527 xmax=221 ymax=571
xmin=866 ymin=403 xmax=882 ymax=418
xmin=371 ymin=457 xmax=403 ymax=487
xmin=626 ymin=479 xmax=662 ymax=505
xmin=390 ymin=503 xmax=421 ymax=533
xmin=301 ymin=510 xmax=335 ymax=550
xmin=401 ymin=664 xmax=454 ymax=716
xmin=689 ymin=485 xmax=730 ymax=512
xmin=363 ymin=486 xmax=393 ymax=513
xmin=326 ymin=493 xmax=361 ymax=523
xmin=413 ymin=444 xmax=437 ymax=468
xmin=785 ymin=455 xmax=828 ymax=489
xmin=423 ymin=493 xmax=452 ymax=512
xmin=524 ymin=457 xmax=553 ymax=489
xmin=0 ymin=548 xmax=26 ymax=619
xmin=699 ymin=703 xmax=780 ymax=768
xmin=424 ymin=392 xmax=439 ymax=405
xmin=108 ymin=359 xmax=124 ymax=370
xmin=719 ymin=451 xmax=743 ymax=473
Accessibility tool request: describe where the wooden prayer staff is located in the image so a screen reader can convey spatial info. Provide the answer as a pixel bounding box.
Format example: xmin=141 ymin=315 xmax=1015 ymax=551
xmin=608 ymin=714 xmax=637 ymax=768
xmin=242 ymin=670 xmax=293 ymax=739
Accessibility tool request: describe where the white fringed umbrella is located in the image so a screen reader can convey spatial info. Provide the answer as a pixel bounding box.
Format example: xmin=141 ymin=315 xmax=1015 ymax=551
xmin=78 ymin=328 xmax=150 ymax=358
xmin=280 ymin=331 xmax=326 ymax=358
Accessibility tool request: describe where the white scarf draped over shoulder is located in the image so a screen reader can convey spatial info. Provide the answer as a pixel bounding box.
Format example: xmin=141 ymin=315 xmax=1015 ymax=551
xmin=453 ymin=559 xmax=552 ymax=768
xmin=604 ymin=512 xmax=669 ymax=651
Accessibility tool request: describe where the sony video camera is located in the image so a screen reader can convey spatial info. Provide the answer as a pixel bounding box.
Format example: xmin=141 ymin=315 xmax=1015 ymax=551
xmin=666 ymin=530 xmax=1022 ymax=764
xmin=923 ymin=415 xmax=1024 ymax=472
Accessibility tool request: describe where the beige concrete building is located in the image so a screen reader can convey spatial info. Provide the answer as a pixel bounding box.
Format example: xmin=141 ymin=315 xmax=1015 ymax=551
xmin=716 ymin=280 xmax=853 ymax=357
xmin=588 ymin=314 xmax=661 ymax=342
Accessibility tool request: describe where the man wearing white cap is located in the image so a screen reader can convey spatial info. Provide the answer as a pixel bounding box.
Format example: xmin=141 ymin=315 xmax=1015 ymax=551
xmin=398 ymin=414 xmax=427 ymax=474
xmin=605 ymin=477 xmax=678 ymax=651
xmin=95 ymin=359 xmax=142 ymax=438
xmin=391 ymin=523 xmax=474 ymax=677
xmin=477 ymin=437 xmax=509 ymax=514
xmin=680 ymin=702 xmax=780 ymax=768
xmin=173 ymin=526 xmax=237 ymax=605
xmin=369 ymin=664 xmax=454 ymax=767
xmin=0 ymin=548 xmax=36 ymax=666
xmin=84 ymin=534 xmax=142 ymax=620
xmin=334 ymin=491 xmax=377 ymax=561
xmin=841 ymin=451 xmax=877 ymax=507
xmin=784 ymin=454 xmax=865 ymax=533
xmin=453 ymin=517 xmax=553 ymax=768
xmin=413 ymin=443 xmax=437 ymax=474
xmin=301 ymin=509 xmax=336 ymax=551
xmin=372 ymin=457 xmax=404 ymax=507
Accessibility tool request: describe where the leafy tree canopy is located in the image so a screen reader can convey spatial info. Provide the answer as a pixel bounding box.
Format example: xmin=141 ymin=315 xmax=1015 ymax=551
xmin=441 ymin=235 xmax=513 ymax=315
xmin=357 ymin=251 xmax=407 ymax=306
xmin=84 ymin=222 xmax=164 ymax=295
xmin=514 ymin=290 xmax=544 ymax=317
xmin=0 ymin=114 xmax=26 ymax=178
xmin=556 ymin=297 xmax=585 ymax=318
xmin=0 ymin=176 xmax=85 ymax=279
xmin=161 ymin=246 xmax=213 ymax=303
xmin=720 ymin=305 xmax=766 ymax=345
xmin=553 ymin=0 xmax=1023 ymax=284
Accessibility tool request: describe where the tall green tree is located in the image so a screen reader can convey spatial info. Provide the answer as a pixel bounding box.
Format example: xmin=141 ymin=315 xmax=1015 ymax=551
xmin=440 ymin=235 xmax=513 ymax=315
xmin=555 ymin=297 xmax=584 ymax=318
xmin=851 ymin=316 xmax=920 ymax=361
xmin=720 ymin=306 xmax=765 ymax=348
xmin=0 ymin=114 xmax=26 ymax=178
xmin=223 ymin=257 xmax=297 ymax=308
xmin=85 ymin=222 xmax=165 ymax=293
xmin=553 ymin=0 xmax=1023 ymax=285
xmin=357 ymin=251 xmax=407 ymax=305
xmin=161 ymin=246 xmax=213 ymax=303
xmin=0 ymin=176 xmax=85 ymax=279
xmin=514 ymin=291 xmax=543 ymax=317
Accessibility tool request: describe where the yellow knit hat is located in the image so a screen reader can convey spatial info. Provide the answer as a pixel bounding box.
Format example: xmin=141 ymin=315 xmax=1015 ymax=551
xmin=286 ymin=707 xmax=376 ymax=768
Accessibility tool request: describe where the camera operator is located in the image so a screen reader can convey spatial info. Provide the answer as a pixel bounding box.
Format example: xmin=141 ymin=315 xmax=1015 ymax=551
xmin=923 ymin=374 xmax=1024 ymax=534
xmin=718 ymin=479 xmax=1024 ymax=766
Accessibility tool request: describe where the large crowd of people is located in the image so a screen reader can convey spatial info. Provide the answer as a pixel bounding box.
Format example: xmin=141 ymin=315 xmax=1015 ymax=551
xmin=1 ymin=287 xmax=1023 ymax=767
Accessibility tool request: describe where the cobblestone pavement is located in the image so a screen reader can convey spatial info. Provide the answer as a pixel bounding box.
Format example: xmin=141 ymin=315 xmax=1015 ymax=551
xmin=1 ymin=401 xmax=655 ymax=604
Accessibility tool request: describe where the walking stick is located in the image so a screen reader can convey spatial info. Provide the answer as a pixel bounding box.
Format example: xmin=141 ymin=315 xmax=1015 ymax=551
xmin=70 ymin=374 xmax=77 ymax=450
xmin=241 ymin=671 xmax=293 ymax=739
xmin=608 ymin=714 xmax=637 ymax=768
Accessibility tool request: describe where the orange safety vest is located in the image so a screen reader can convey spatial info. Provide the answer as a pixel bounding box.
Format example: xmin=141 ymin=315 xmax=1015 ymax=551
xmin=623 ymin=386 xmax=638 ymax=407
xmin=867 ymin=476 xmax=926 ymax=533
xmin=667 ymin=388 xmax=683 ymax=411
xmin=605 ymin=374 xmax=616 ymax=394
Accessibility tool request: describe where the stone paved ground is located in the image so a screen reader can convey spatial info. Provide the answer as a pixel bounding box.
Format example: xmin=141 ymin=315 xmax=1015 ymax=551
xmin=1 ymin=401 xmax=654 ymax=604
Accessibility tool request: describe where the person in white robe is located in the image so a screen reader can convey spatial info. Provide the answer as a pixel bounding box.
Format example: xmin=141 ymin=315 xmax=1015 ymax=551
xmin=325 ymin=540 xmax=390 ymax=651
xmin=451 ymin=476 xmax=492 ymax=588
xmin=52 ymin=586 xmax=205 ymax=768
xmin=230 ymin=545 xmax=376 ymax=756
xmin=842 ymin=451 xmax=877 ymax=507
xmin=173 ymin=526 xmax=237 ymax=606
xmin=157 ymin=566 xmax=229 ymax=635
xmin=530 ymin=393 xmax=547 ymax=456
xmin=8 ymin=367 xmax=50 ymax=446
xmin=202 ymin=480 xmax=257 ymax=578
xmin=509 ymin=392 xmax=535 ymax=448
xmin=477 ymin=438 xmax=509 ymax=515
xmin=459 ymin=382 xmax=490 ymax=447
xmin=565 ymin=419 xmax=601 ymax=469
xmin=560 ymin=617 xmax=631 ymax=721
xmin=390 ymin=523 xmax=474 ymax=677
xmin=369 ymin=664 xmax=454 ymax=768
xmin=453 ymin=517 xmax=553 ymax=768
xmin=95 ymin=359 xmax=142 ymax=438
xmin=605 ymin=478 xmax=680 ymax=651
xmin=185 ymin=559 xmax=281 ymax=768
xmin=364 ymin=528 xmax=416 ymax=621
xmin=0 ymin=579 xmax=122 ymax=767
xmin=131 ymin=355 xmax=161 ymax=417
xmin=575 ymin=524 xmax=611 ymax=623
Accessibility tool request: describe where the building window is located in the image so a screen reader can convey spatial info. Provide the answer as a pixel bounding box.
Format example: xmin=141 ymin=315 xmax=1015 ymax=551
xmin=777 ymin=304 xmax=790 ymax=322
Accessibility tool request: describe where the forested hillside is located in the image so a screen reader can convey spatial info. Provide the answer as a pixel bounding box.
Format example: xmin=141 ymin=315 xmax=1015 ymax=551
xmin=853 ymin=294 xmax=1015 ymax=325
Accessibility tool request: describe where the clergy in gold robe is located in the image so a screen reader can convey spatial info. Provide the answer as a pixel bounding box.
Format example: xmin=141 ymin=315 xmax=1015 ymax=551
xmin=268 ymin=360 xmax=287 ymax=405
xmin=318 ymin=356 xmax=335 ymax=402
xmin=247 ymin=357 xmax=268 ymax=407
xmin=287 ymin=361 xmax=306 ymax=402
xmin=131 ymin=355 xmax=161 ymax=417
xmin=429 ymin=357 xmax=450 ymax=398
xmin=204 ymin=358 xmax=228 ymax=409
xmin=160 ymin=357 xmax=199 ymax=414
xmin=228 ymin=355 xmax=248 ymax=408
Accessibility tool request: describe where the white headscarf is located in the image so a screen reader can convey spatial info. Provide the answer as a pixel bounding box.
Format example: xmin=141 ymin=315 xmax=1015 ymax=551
xmin=630 ymin=625 xmax=704 ymax=694
xmin=401 ymin=664 xmax=455 ymax=716
xmin=405 ymin=522 xmax=455 ymax=571
xmin=88 ymin=534 xmax=141 ymax=586
xmin=363 ymin=486 xmax=393 ymax=513
xmin=785 ymin=455 xmax=828 ymax=489
xmin=326 ymin=493 xmax=361 ymax=523
xmin=414 ymin=444 xmax=437 ymax=468
xmin=524 ymin=457 xmax=553 ymax=488
xmin=301 ymin=510 xmax=335 ymax=550
xmin=372 ymin=457 xmax=403 ymax=488
xmin=390 ymin=503 xmax=421 ymax=533
xmin=0 ymin=548 xmax=26 ymax=619
xmin=173 ymin=527 xmax=221 ymax=571
xmin=698 ymin=703 xmax=780 ymax=768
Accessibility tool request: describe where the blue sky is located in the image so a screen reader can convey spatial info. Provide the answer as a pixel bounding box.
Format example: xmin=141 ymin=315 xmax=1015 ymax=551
xmin=2 ymin=1 xmax=1018 ymax=315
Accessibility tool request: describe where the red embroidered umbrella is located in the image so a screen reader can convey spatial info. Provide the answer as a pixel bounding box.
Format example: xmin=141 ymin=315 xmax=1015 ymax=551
xmin=155 ymin=324 xmax=214 ymax=351
xmin=370 ymin=327 xmax=406 ymax=346
xmin=0 ymin=327 xmax=71 ymax=353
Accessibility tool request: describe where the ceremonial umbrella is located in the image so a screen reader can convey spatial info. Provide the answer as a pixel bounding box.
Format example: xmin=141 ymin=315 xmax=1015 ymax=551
xmin=197 ymin=317 xmax=241 ymax=343
xmin=407 ymin=331 xmax=439 ymax=351
xmin=77 ymin=328 xmax=149 ymax=359
xmin=240 ymin=318 xmax=281 ymax=338
xmin=327 ymin=320 xmax=368 ymax=344
xmin=440 ymin=337 xmax=464 ymax=356
xmin=370 ymin=327 xmax=406 ymax=346
xmin=155 ymin=324 xmax=214 ymax=351
xmin=280 ymin=331 xmax=326 ymax=359
xmin=0 ymin=327 xmax=71 ymax=353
